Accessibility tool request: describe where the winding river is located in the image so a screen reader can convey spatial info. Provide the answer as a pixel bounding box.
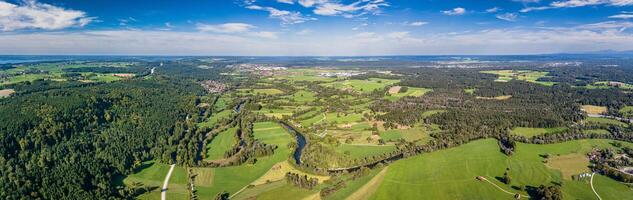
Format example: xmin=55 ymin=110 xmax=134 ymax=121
xmin=279 ymin=122 xmax=307 ymax=165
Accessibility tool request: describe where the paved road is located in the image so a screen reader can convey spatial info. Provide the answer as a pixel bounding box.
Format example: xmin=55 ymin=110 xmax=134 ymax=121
xmin=161 ymin=164 xmax=176 ymax=200
xmin=590 ymin=173 xmax=603 ymax=200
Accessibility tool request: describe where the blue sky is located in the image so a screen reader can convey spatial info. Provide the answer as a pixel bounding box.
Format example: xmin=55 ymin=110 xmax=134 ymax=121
xmin=0 ymin=0 xmax=633 ymax=55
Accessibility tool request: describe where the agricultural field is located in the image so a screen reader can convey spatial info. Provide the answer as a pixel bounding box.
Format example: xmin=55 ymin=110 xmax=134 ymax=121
xmin=476 ymin=95 xmax=512 ymax=100
xmin=194 ymin=121 xmax=294 ymax=198
xmin=585 ymin=117 xmax=629 ymax=127
xmin=320 ymin=78 xmax=399 ymax=94
xmin=620 ymin=106 xmax=633 ymax=118
xmin=0 ymin=89 xmax=15 ymax=98
xmin=205 ymin=127 xmax=238 ymax=160
xmin=480 ymin=70 xmax=556 ymax=86
xmin=369 ymin=139 xmax=633 ymax=200
xmin=511 ymin=127 xmax=568 ymax=137
xmin=0 ymin=62 xmax=139 ymax=86
xmin=384 ymin=86 xmax=432 ymax=101
xmin=586 ymin=81 xmax=633 ymax=90
xmin=121 ymin=161 xmax=189 ymax=200
xmin=581 ymin=105 xmax=608 ymax=115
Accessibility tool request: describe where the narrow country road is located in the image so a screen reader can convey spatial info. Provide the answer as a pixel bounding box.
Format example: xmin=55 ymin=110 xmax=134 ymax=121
xmin=590 ymin=173 xmax=603 ymax=200
xmin=161 ymin=164 xmax=176 ymax=200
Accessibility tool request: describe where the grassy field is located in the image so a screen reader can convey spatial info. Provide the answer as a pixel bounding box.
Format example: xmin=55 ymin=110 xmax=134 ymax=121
xmin=586 ymin=81 xmax=633 ymax=90
xmin=620 ymin=106 xmax=633 ymax=118
xmin=335 ymin=144 xmax=397 ymax=159
xmin=510 ymin=127 xmax=568 ymax=137
xmin=545 ymin=153 xmax=590 ymax=180
xmin=122 ymin=161 xmax=189 ymax=200
xmin=198 ymin=109 xmax=232 ymax=128
xmin=324 ymin=168 xmax=384 ymax=200
xmin=238 ymin=88 xmax=285 ymax=95
xmin=585 ymin=117 xmax=628 ymax=127
xmin=480 ymin=70 xmax=555 ymax=86
xmin=321 ymin=78 xmax=399 ymax=94
xmin=251 ymin=161 xmax=330 ymax=185
xmin=369 ymin=139 xmax=633 ymax=200
xmin=384 ymin=86 xmax=432 ymax=101
xmin=195 ymin=121 xmax=293 ymax=199
xmin=380 ymin=125 xmax=432 ymax=143
xmin=237 ymin=182 xmax=318 ymax=200
xmin=205 ymin=127 xmax=238 ymax=160
xmin=581 ymin=105 xmax=608 ymax=115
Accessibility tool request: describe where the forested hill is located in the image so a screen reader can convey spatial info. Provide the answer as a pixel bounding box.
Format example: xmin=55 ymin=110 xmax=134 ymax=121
xmin=0 ymin=78 xmax=206 ymax=198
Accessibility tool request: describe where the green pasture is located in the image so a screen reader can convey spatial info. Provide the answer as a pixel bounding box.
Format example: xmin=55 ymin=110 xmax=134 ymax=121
xmin=205 ymin=127 xmax=238 ymax=160
xmin=510 ymin=127 xmax=568 ymax=137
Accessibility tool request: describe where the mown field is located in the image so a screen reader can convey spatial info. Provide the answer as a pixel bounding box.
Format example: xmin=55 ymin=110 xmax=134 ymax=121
xmin=369 ymin=139 xmax=633 ymax=200
xmin=510 ymin=127 xmax=568 ymax=137
xmin=194 ymin=121 xmax=294 ymax=199
xmin=121 ymin=161 xmax=189 ymax=200
xmin=480 ymin=70 xmax=556 ymax=86
xmin=205 ymin=127 xmax=238 ymax=160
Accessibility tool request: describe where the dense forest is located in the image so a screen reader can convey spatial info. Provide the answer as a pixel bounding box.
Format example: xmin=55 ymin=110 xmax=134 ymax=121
xmin=0 ymin=61 xmax=228 ymax=198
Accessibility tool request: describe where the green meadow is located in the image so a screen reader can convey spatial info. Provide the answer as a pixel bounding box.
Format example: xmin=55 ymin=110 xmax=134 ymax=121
xmin=370 ymin=139 xmax=633 ymax=200
xmin=205 ymin=127 xmax=238 ymax=160
xmin=194 ymin=121 xmax=293 ymax=199
xmin=510 ymin=127 xmax=568 ymax=137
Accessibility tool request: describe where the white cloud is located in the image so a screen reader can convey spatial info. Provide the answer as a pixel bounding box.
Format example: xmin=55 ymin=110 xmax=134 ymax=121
xmin=522 ymin=0 xmax=633 ymax=12
xmin=308 ymin=0 xmax=389 ymax=18
xmin=246 ymin=5 xmax=316 ymax=24
xmin=0 ymin=0 xmax=94 ymax=31
xmin=196 ymin=23 xmax=255 ymax=33
xmin=486 ymin=7 xmax=500 ymax=13
xmin=442 ymin=7 xmax=466 ymax=16
xmin=496 ymin=13 xmax=518 ymax=22
xmin=3 ymin=21 xmax=633 ymax=56
xmin=277 ymin=0 xmax=295 ymax=4
xmin=407 ymin=21 xmax=428 ymax=26
xmin=609 ymin=14 xmax=633 ymax=19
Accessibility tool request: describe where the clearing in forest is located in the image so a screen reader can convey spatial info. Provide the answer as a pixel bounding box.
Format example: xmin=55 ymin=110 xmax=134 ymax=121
xmin=476 ymin=95 xmax=512 ymax=100
xmin=0 ymin=89 xmax=15 ymax=97
xmin=480 ymin=70 xmax=555 ymax=86
xmin=510 ymin=127 xmax=567 ymax=137
xmin=581 ymin=105 xmax=608 ymax=115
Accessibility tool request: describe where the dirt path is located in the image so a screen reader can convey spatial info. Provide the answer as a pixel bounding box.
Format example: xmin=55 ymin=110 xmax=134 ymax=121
xmin=480 ymin=176 xmax=529 ymax=199
xmin=345 ymin=167 xmax=389 ymax=200
xmin=590 ymin=173 xmax=603 ymax=200
xmin=161 ymin=164 xmax=176 ymax=200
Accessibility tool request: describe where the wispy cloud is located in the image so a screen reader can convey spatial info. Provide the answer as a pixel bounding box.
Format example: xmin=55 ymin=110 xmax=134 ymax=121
xmin=0 ymin=0 xmax=94 ymax=31
xmin=246 ymin=5 xmax=316 ymax=24
xmin=442 ymin=7 xmax=466 ymax=16
xmin=196 ymin=23 xmax=256 ymax=33
xmin=609 ymin=14 xmax=633 ymax=19
xmin=496 ymin=13 xmax=518 ymax=22
xmin=486 ymin=7 xmax=500 ymax=13
xmin=521 ymin=0 xmax=633 ymax=12
xmin=406 ymin=21 xmax=428 ymax=26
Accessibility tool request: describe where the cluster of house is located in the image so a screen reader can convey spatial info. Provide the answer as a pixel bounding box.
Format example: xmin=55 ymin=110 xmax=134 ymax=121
xmin=201 ymin=80 xmax=227 ymax=93
xmin=319 ymin=71 xmax=365 ymax=78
